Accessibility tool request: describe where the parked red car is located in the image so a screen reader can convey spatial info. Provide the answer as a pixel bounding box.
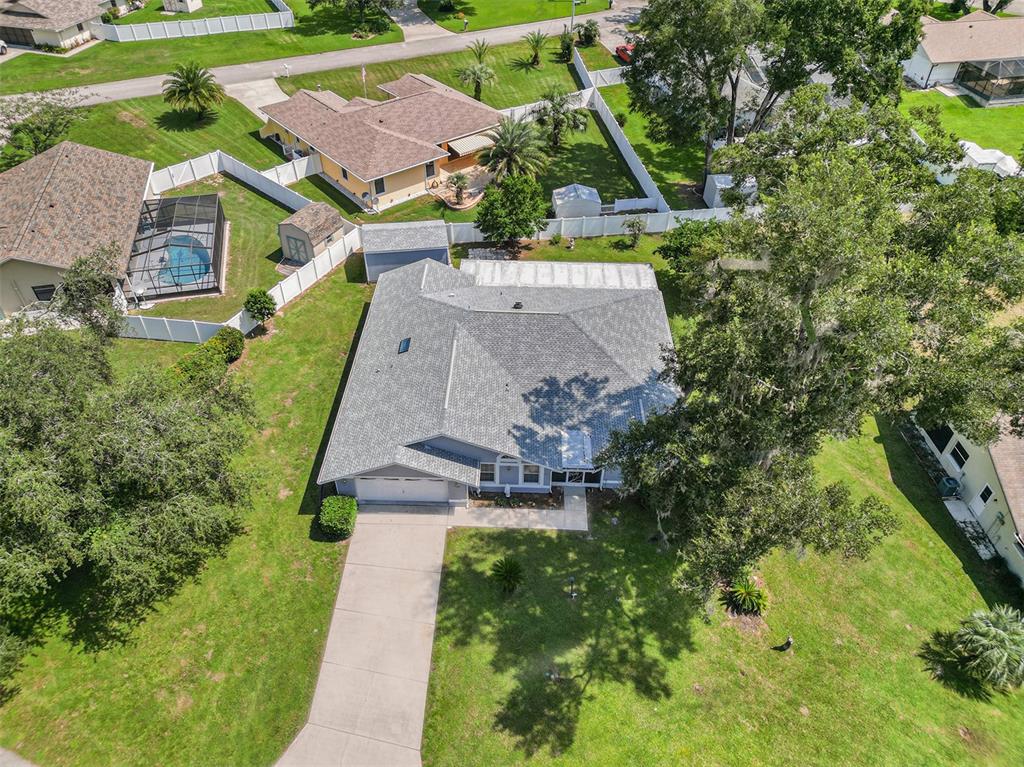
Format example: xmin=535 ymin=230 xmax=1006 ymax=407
xmin=615 ymin=44 xmax=635 ymax=64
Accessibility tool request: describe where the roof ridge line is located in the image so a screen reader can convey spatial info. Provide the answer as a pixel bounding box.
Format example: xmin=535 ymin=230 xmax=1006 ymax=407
xmin=10 ymin=141 xmax=66 ymax=254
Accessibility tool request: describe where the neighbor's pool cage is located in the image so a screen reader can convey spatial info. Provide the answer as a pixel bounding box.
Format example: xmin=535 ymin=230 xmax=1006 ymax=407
xmin=126 ymin=194 xmax=226 ymax=300
xmin=955 ymin=59 xmax=1024 ymax=105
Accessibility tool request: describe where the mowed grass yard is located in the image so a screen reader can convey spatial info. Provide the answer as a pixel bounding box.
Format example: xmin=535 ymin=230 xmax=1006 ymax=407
xmin=68 ymin=95 xmax=283 ymax=170
xmin=425 ymin=239 xmax=1024 ymax=766
xmin=600 ymin=85 xmax=705 ymax=210
xmin=418 ymin=0 xmax=603 ymax=32
xmin=0 ymin=2 xmax=401 ymax=95
xmin=0 ymin=268 xmax=373 ymax=767
xmin=901 ymin=90 xmax=1024 ymax=159
xmin=114 ymin=0 xmax=275 ymax=24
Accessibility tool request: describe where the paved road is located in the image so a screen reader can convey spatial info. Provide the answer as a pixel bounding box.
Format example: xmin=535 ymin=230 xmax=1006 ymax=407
xmin=76 ymin=3 xmax=644 ymax=106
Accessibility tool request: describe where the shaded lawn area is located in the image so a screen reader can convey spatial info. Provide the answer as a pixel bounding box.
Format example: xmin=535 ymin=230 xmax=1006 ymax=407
xmin=418 ymin=0 xmax=603 ymax=33
xmin=927 ymin=1 xmax=1017 ymax=20
xmin=600 ymin=85 xmax=705 ymax=210
xmin=0 ymin=270 xmax=373 ymax=767
xmin=67 ymin=96 xmax=282 ymax=170
xmin=114 ymin=0 xmax=274 ymax=23
xmin=138 ymin=174 xmax=292 ymax=322
xmin=106 ymin=339 xmax=194 ymax=376
xmin=0 ymin=2 xmax=402 ymax=96
xmin=279 ymin=42 xmax=583 ymax=110
xmin=901 ymin=90 xmax=1024 ymax=159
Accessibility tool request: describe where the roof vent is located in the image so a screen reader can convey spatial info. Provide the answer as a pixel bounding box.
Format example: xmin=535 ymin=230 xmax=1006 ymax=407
xmin=512 ymin=301 xmax=523 ymax=309
xmin=398 ymin=337 xmax=411 ymax=354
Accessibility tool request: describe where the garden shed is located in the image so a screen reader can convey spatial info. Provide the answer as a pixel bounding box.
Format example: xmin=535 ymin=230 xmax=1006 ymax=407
xmin=551 ymin=184 xmax=602 ymax=219
xmin=361 ymin=220 xmax=450 ymax=283
xmin=278 ymin=202 xmax=349 ymax=266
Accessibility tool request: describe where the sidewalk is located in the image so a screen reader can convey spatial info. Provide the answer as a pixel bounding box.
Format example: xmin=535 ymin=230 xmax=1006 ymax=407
xmin=76 ymin=2 xmax=646 ymax=106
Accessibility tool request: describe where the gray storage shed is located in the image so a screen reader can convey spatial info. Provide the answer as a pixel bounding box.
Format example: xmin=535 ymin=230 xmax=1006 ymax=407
xmin=551 ymin=184 xmax=602 ymax=219
xmin=361 ymin=220 xmax=450 ymax=283
xmin=278 ymin=202 xmax=348 ymax=265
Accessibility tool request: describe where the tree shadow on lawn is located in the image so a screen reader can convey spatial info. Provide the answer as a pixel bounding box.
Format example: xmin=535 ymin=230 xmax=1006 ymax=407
xmin=917 ymin=629 xmax=994 ymax=702
xmin=540 ymin=130 xmax=640 ymax=202
xmin=437 ymin=503 xmax=697 ymax=757
xmin=875 ymin=417 xmax=1022 ymax=610
xmin=291 ymin=5 xmax=366 ymax=37
xmin=156 ymin=108 xmax=220 ymax=133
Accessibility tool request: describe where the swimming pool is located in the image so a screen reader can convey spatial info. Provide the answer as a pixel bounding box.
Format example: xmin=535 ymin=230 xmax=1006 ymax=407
xmin=157 ymin=234 xmax=212 ymax=286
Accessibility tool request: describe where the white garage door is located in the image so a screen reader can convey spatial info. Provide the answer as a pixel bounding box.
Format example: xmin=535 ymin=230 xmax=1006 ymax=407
xmin=355 ymin=477 xmax=449 ymax=503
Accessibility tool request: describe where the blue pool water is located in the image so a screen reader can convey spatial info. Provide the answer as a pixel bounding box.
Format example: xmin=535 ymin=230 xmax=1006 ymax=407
xmin=157 ymin=234 xmax=212 ymax=286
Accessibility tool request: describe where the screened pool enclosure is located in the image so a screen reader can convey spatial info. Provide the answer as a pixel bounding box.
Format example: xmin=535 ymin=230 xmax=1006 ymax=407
xmin=126 ymin=195 xmax=226 ymax=299
xmin=956 ymin=60 xmax=1024 ymax=105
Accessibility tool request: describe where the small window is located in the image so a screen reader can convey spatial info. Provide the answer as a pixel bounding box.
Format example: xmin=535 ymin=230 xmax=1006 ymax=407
xmin=373 ymin=178 xmax=386 ymax=196
xmin=980 ymin=486 xmax=993 ymax=504
xmin=425 ymin=161 xmax=436 ymax=179
xmin=551 ymin=471 xmax=567 ymax=483
xmin=480 ymin=463 xmax=496 ymax=483
xmin=523 ymin=464 xmax=541 ymax=484
xmin=308 ymin=146 xmax=318 ymax=155
xmin=950 ymin=441 xmax=970 ymax=469
xmin=31 ymin=284 xmax=56 ymax=302
xmin=398 ymin=337 xmax=411 ymax=354
xmin=341 ymin=167 xmax=349 ymax=181
xmin=77 ymin=22 xmax=85 ymax=31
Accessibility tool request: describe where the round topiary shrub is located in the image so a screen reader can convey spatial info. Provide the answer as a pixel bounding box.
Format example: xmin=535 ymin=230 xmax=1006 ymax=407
xmin=243 ymin=289 xmax=277 ymax=328
xmin=319 ymin=495 xmax=357 ymax=540
xmin=721 ymin=577 xmax=767 ymax=615
xmin=210 ymin=326 xmax=245 ymax=363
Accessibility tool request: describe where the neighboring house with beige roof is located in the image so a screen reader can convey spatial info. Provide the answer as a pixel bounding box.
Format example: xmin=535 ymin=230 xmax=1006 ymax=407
xmin=0 ymin=0 xmax=120 ymax=50
xmin=903 ymin=11 xmax=1024 ymax=105
xmin=0 ymin=141 xmax=153 ymax=318
xmin=921 ymin=421 xmax=1024 ymax=585
xmin=259 ymin=74 xmax=502 ymax=211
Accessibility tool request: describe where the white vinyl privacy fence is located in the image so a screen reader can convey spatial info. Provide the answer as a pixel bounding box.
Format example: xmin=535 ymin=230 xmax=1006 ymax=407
xmin=590 ymin=66 xmax=627 ymax=87
xmin=92 ymin=0 xmax=293 ymax=42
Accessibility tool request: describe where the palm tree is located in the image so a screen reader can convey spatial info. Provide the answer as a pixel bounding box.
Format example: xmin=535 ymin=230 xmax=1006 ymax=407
xmin=479 ymin=117 xmax=547 ymax=181
xmin=162 ymin=61 xmax=226 ymax=120
xmin=469 ymin=38 xmax=491 ymax=64
xmin=455 ymin=61 xmax=496 ymax=102
xmin=532 ymin=88 xmax=588 ymax=150
xmin=447 ymin=172 xmax=469 ymax=205
xmin=523 ymin=30 xmax=548 ymax=66
xmin=953 ymin=605 xmax=1024 ymax=692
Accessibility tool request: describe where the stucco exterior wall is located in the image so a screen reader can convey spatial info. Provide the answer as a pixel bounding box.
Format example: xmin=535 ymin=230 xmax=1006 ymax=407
xmin=30 ymin=24 xmax=97 ymax=49
xmin=902 ymin=47 xmax=961 ymax=87
xmin=373 ymin=164 xmax=431 ymax=210
xmin=0 ymin=260 xmax=65 ymax=317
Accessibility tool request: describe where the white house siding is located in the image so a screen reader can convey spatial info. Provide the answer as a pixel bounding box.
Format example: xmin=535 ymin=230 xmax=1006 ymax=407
xmin=923 ymin=425 xmax=1024 ymax=584
xmin=903 ymin=47 xmax=961 ymax=87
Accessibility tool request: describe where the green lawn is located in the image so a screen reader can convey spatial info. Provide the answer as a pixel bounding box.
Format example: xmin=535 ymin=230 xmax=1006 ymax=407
xmin=0 ymin=269 xmax=372 ymax=766
xmin=114 ymin=0 xmax=274 ymax=24
xmin=0 ymin=2 xmax=402 ymax=96
xmin=418 ymin=0 xmax=603 ymax=33
xmin=68 ymin=95 xmax=282 ymax=170
xmin=600 ymin=85 xmax=705 ymax=210
xmin=927 ymin=1 xmax=1016 ymax=20
xmin=901 ymin=90 xmax=1024 ymax=159
xmin=424 ymin=234 xmax=1024 ymax=764
xmin=138 ymin=175 xmax=292 ymax=322
xmin=278 ymin=42 xmax=583 ymax=110
xmin=575 ymin=42 xmax=619 ymax=71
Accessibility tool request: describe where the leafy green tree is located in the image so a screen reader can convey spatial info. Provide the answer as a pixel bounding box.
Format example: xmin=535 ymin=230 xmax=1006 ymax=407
xmin=50 ymin=245 xmax=124 ymax=339
xmin=0 ymin=90 xmax=84 ymax=171
xmin=162 ymin=62 xmax=226 ymax=120
xmin=480 ymin=117 xmax=547 ymax=180
xmin=601 ymin=124 xmax=1024 ymax=598
xmin=623 ymin=216 xmax=647 ymax=248
xmin=533 ymin=88 xmax=587 ymax=150
xmin=624 ymin=0 xmax=761 ymax=181
xmin=243 ymin=289 xmax=277 ymax=328
xmin=476 ymin=175 xmax=548 ymax=250
xmin=456 ymin=61 xmax=497 ymax=102
xmin=523 ymin=30 xmax=549 ymax=66
xmin=953 ymin=605 xmax=1024 ymax=692
xmin=308 ymin=0 xmax=400 ymax=24
xmin=575 ymin=18 xmax=600 ymax=46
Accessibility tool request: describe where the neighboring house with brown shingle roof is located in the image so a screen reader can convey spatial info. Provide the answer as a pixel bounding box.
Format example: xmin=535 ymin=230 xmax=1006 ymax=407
xmin=921 ymin=421 xmax=1024 ymax=585
xmin=0 ymin=141 xmax=153 ymax=317
xmin=278 ymin=202 xmax=352 ymax=265
xmin=903 ymin=11 xmax=1024 ymax=105
xmin=259 ymin=75 xmax=501 ymax=211
xmin=0 ymin=0 xmax=116 ymax=50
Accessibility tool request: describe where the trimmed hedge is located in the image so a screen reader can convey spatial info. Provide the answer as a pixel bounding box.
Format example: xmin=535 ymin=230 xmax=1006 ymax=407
xmin=208 ymin=326 xmax=245 ymax=363
xmin=319 ymin=495 xmax=357 ymax=540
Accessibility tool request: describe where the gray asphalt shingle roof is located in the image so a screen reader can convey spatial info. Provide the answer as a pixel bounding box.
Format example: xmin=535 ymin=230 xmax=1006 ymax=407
xmin=317 ymin=260 xmax=676 ymax=484
xmin=361 ymin=220 xmax=449 ymax=252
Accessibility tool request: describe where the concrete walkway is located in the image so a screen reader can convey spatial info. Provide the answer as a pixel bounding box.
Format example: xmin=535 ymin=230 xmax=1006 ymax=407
xmin=279 ymin=495 xmax=589 ymax=766
xmin=389 ymin=0 xmax=455 ymax=43
xmin=75 ymin=2 xmax=647 ymax=106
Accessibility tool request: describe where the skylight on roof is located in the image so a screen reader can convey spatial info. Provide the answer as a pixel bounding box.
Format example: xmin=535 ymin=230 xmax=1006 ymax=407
xmin=398 ymin=337 xmax=412 ymax=354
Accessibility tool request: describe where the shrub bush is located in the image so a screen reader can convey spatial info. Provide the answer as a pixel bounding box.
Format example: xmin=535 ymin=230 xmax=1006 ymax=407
xmin=209 ymin=326 xmax=245 ymax=363
xmin=952 ymin=604 xmax=1024 ymax=692
xmin=243 ymin=289 xmax=277 ymax=327
xmin=174 ymin=342 xmax=228 ymax=386
xmin=319 ymin=496 xmax=357 ymax=540
xmin=576 ymin=19 xmax=600 ymax=46
xmin=721 ymin=577 xmax=767 ymax=615
xmin=491 ymin=556 xmax=524 ymax=594
xmin=550 ymin=232 xmax=563 ymax=246
xmin=615 ymin=111 xmax=628 ymax=128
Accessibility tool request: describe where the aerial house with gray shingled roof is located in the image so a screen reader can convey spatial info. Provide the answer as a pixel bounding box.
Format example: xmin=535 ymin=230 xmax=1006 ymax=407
xmin=318 ymin=259 xmax=678 ymax=506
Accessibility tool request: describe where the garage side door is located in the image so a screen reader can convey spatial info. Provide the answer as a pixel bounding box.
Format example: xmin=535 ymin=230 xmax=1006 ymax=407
xmin=356 ymin=477 xmax=449 ymax=503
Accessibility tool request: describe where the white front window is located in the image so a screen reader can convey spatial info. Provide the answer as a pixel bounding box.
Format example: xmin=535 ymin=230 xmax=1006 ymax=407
xmin=523 ymin=464 xmax=541 ymax=484
xmin=480 ymin=463 xmax=496 ymax=483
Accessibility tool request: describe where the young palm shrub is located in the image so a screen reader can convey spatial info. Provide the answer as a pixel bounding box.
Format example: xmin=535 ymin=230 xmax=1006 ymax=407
xmin=447 ymin=171 xmax=469 ymax=204
xmin=480 ymin=117 xmax=547 ymax=181
xmin=721 ymin=577 xmax=767 ymax=615
xmin=491 ymin=556 xmax=524 ymax=594
xmin=162 ymin=61 xmax=226 ymax=120
xmin=558 ymin=26 xmax=574 ymax=62
xmin=952 ymin=604 xmax=1024 ymax=692
xmin=455 ymin=61 xmax=496 ymax=101
xmin=469 ymin=38 xmax=491 ymax=64
xmin=533 ymin=88 xmax=588 ymax=149
xmin=523 ymin=30 xmax=549 ymax=66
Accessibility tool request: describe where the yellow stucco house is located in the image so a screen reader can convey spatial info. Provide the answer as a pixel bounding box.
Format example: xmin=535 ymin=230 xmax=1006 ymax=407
xmin=260 ymin=74 xmax=501 ymax=212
